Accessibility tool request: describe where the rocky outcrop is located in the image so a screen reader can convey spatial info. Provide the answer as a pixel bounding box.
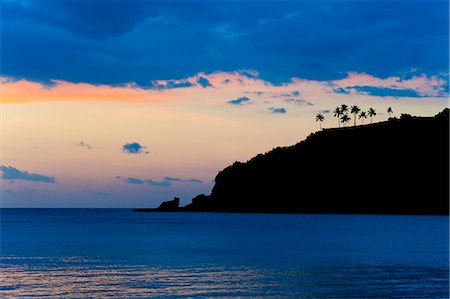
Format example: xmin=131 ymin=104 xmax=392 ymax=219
xmin=134 ymin=197 xmax=180 ymax=212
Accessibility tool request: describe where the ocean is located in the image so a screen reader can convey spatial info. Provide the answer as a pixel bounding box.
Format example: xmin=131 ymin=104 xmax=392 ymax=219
xmin=1 ymin=209 xmax=448 ymax=298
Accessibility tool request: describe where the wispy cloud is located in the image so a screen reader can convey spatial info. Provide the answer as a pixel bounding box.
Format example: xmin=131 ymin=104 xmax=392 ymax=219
xmin=124 ymin=177 xmax=145 ymax=184
xmin=0 ymin=165 xmax=56 ymax=183
xmin=146 ymin=179 xmax=172 ymax=187
xmin=274 ymin=90 xmax=301 ymax=98
xmin=284 ymin=98 xmax=314 ymax=106
xmin=1 ymin=71 xmax=447 ymax=106
xmin=117 ymin=176 xmax=203 ymax=187
xmin=346 ymin=86 xmax=421 ymax=98
xmin=319 ymin=109 xmax=331 ymax=114
xmin=149 ymin=79 xmax=194 ymax=90
xmin=3 ymin=187 xmax=35 ymax=196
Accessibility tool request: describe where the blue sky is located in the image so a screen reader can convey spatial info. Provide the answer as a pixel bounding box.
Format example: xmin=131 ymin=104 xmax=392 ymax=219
xmin=2 ymin=0 xmax=448 ymax=86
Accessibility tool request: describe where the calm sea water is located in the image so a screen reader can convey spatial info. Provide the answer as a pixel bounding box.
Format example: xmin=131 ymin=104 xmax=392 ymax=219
xmin=0 ymin=209 xmax=448 ymax=298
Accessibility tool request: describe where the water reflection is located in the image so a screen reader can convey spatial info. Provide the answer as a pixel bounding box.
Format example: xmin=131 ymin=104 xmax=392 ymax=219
xmin=1 ymin=256 xmax=448 ymax=298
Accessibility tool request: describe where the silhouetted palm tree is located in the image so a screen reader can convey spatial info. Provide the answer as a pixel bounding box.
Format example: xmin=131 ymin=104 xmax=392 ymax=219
xmin=315 ymin=113 xmax=325 ymax=129
xmin=341 ymin=114 xmax=351 ymax=127
xmin=333 ymin=107 xmax=342 ymax=127
xmin=350 ymin=105 xmax=361 ymax=126
xmin=387 ymin=107 xmax=393 ymax=118
xmin=340 ymin=104 xmax=349 ymax=115
xmin=368 ymin=108 xmax=377 ymax=123
xmin=358 ymin=111 xmax=367 ymax=125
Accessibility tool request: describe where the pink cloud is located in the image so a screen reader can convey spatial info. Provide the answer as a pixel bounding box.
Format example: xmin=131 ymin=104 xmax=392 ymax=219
xmin=1 ymin=71 xmax=447 ymax=105
xmin=333 ymin=72 xmax=447 ymax=97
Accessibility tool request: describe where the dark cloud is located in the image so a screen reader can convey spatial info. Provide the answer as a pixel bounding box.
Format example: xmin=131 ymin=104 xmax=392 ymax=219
xmin=2 ymin=1 xmax=447 ymax=86
xmin=319 ymin=109 xmax=332 ymax=114
xmin=149 ymin=80 xmax=194 ymax=90
xmin=163 ymin=177 xmax=183 ymax=182
xmin=333 ymin=87 xmax=350 ymax=94
xmin=0 ymin=165 xmax=56 ymax=183
xmin=227 ymin=96 xmax=250 ymax=105
xmin=125 ymin=177 xmax=145 ymax=184
xmin=197 ymin=77 xmax=212 ymax=88
xmin=118 ymin=175 xmax=203 ymax=187
xmin=77 ymin=141 xmax=91 ymax=150
xmin=276 ymin=90 xmax=301 ymax=98
xmin=348 ymin=86 xmax=422 ymax=98
xmin=146 ymin=179 xmax=171 ymax=187
xmin=122 ymin=142 xmax=149 ymax=154
xmin=164 ymin=177 xmax=203 ymax=183
xmin=269 ymin=107 xmax=287 ymax=114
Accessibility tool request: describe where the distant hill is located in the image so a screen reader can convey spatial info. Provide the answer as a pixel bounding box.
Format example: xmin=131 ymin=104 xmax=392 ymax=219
xmin=145 ymin=109 xmax=449 ymax=215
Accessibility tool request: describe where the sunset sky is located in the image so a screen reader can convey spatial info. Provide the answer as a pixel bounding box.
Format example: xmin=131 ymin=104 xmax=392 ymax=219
xmin=1 ymin=0 xmax=448 ymax=207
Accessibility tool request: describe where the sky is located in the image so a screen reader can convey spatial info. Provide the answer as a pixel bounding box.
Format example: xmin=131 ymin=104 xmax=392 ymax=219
xmin=1 ymin=0 xmax=449 ymax=208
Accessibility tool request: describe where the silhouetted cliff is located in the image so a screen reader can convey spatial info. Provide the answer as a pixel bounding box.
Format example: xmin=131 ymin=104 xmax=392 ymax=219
xmin=184 ymin=109 xmax=449 ymax=215
xmin=159 ymin=109 xmax=449 ymax=215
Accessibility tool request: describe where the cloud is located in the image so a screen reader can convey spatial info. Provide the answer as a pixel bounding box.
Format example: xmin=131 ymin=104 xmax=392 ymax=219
xmin=269 ymin=107 xmax=287 ymax=114
xmin=197 ymin=77 xmax=212 ymax=88
xmin=185 ymin=178 xmax=203 ymax=184
xmin=118 ymin=176 xmax=203 ymax=187
xmin=122 ymin=142 xmax=149 ymax=154
xmin=333 ymin=72 xmax=447 ymax=98
xmin=333 ymin=87 xmax=350 ymax=95
xmin=163 ymin=177 xmax=182 ymax=182
xmin=3 ymin=188 xmax=35 ymax=196
xmin=2 ymin=1 xmax=446 ymax=86
xmin=319 ymin=109 xmax=331 ymax=114
xmin=244 ymin=91 xmax=265 ymax=96
xmin=347 ymin=86 xmax=421 ymax=98
xmin=149 ymin=80 xmax=194 ymax=90
xmin=1 ymin=71 xmax=447 ymax=105
xmin=227 ymin=96 xmax=251 ymax=105
xmin=164 ymin=177 xmax=203 ymax=184
xmin=146 ymin=179 xmax=172 ymax=187
xmin=0 ymin=165 xmax=56 ymax=183
xmin=125 ymin=177 xmax=145 ymax=184
xmin=275 ymin=90 xmax=301 ymax=98
xmin=77 ymin=141 xmax=91 ymax=150
xmin=284 ymin=98 xmax=314 ymax=106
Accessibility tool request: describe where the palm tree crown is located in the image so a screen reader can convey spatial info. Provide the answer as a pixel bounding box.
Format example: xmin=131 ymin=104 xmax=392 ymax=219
xmin=340 ymin=114 xmax=351 ymax=127
xmin=315 ymin=113 xmax=325 ymax=129
xmin=358 ymin=111 xmax=367 ymax=124
xmin=368 ymin=108 xmax=377 ymax=123
xmin=333 ymin=107 xmax=342 ymax=127
xmin=387 ymin=107 xmax=393 ymax=118
xmin=340 ymin=104 xmax=349 ymax=115
xmin=350 ymin=105 xmax=361 ymax=126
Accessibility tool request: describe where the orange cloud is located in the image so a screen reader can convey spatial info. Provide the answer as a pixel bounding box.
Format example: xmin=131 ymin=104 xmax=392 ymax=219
xmin=0 ymin=78 xmax=172 ymax=104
